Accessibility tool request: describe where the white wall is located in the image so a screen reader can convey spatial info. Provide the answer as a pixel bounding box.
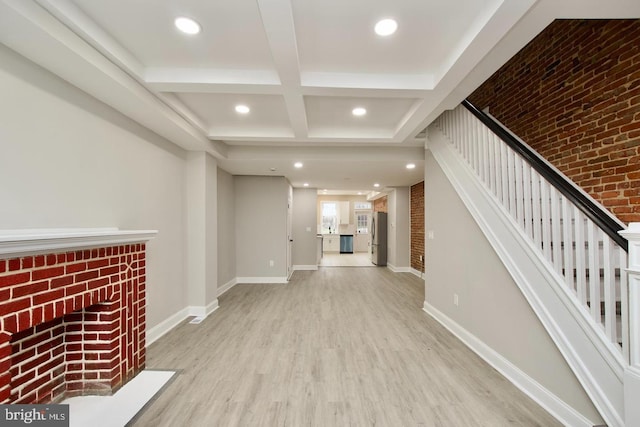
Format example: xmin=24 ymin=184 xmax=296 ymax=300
xmin=292 ymin=188 xmax=317 ymax=267
xmin=387 ymin=188 xmax=411 ymax=269
xmin=423 ymin=150 xmax=603 ymax=424
xmin=235 ymin=176 xmax=288 ymax=279
xmin=217 ymin=168 xmax=236 ymax=289
xmin=0 ymin=45 xmax=187 ymax=330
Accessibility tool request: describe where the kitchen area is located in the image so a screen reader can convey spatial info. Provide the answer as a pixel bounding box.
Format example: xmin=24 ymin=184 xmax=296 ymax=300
xmin=316 ymin=195 xmax=387 ymax=267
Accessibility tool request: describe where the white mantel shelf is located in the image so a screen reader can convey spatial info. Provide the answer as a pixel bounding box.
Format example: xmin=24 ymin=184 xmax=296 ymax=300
xmin=0 ymin=228 xmax=158 ymax=259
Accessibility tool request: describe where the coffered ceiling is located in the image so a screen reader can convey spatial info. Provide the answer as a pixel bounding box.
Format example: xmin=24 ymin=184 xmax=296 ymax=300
xmin=1 ymin=0 xmax=638 ymax=192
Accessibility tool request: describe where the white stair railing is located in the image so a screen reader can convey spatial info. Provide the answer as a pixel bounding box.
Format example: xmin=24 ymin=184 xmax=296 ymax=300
xmin=435 ymin=103 xmax=629 ymax=362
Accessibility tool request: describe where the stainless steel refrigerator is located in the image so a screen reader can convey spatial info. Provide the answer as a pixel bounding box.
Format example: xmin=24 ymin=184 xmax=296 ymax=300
xmin=371 ymin=212 xmax=387 ymax=266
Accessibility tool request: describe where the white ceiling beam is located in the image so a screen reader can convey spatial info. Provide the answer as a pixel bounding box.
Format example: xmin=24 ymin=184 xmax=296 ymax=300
xmin=0 ymin=0 xmax=225 ymax=158
xmin=208 ymin=129 xmax=294 ymax=139
xmin=308 ymin=129 xmax=393 ymax=139
xmin=300 ymin=85 xmax=428 ymax=99
xmin=35 ymin=0 xmax=219 ymax=148
xmin=301 ymin=71 xmax=434 ymax=91
xmin=148 ymin=82 xmax=283 ymax=95
xmin=226 ymin=145 xmax=424 ymax=161
xmin=219 ymin=137 xmax=401 ymax=145
xmin=156 ymin=92 xmax=209 ymax=134
xmin=36 ymin=0 xmax=146 ymax=78
xmin=281 ymin=94 xmax=308 ymax=138
xmin=145 ymin=68 xmax=282 ymax=94
xmin=256 ymin=0 xmax=308 ymax=138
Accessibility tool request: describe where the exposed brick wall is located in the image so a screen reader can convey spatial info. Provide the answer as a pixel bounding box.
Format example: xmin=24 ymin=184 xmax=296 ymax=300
xmin=0 ymin=244 xmax=146 ymax=403
xmin=411 ymin=182 xmax=425 ymax=272
xmin=468 ymin=19 xmax=640 ymax=223
xmin=374 ymin=197 xmax=388 ymax=213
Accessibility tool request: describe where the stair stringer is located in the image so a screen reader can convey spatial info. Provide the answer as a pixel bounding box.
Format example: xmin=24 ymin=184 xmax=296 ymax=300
xmin=428 ymin=125 xmax=625 ymax=427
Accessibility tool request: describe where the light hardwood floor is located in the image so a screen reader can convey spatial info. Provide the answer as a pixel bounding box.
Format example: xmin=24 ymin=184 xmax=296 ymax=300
xmin=319 ymin=253 xmax=372 ymax=267
xmin=136 ymin=268 xmax=561 ymax=426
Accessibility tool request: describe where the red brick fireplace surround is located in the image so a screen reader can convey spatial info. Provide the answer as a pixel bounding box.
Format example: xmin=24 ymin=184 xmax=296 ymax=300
xmin=0 ymin=228 xmax=156 ymax=404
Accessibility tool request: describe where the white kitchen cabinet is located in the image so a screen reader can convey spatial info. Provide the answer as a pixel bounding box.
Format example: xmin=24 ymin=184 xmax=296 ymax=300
xmin=354 ymin=233 xmax=370 ymax=253
xmin=339 ymin=201 xmax=350 ymax=224
xmin=322 ymin=235 xmax=340 ymax=252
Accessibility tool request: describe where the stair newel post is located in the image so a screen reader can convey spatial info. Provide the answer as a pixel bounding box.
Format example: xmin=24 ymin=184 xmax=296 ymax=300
xmin=620 ymin=222 xmax=640 ymax=425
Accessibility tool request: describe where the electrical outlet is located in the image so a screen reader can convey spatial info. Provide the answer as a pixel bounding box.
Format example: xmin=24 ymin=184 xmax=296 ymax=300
xmin=428 ymin=230 xmax=434 ymax=239
xmin=453 ymin=294 xmax=459 ymax=306
xmin=269 ymin=260 xmax=274 ymax=267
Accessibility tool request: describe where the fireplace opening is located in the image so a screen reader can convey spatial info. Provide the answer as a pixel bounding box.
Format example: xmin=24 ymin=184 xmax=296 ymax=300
xmin=0 ymin=242 xmax=148 ymax=404
xmin=8 ymin=301 xmax=123 ymax=403
xmin=10 ymin=318 xmax=65 ymax=403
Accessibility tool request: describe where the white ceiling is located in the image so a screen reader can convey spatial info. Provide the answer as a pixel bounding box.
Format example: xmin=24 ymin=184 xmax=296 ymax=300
xmin=1 ymin=0 xmax=639 ymax=193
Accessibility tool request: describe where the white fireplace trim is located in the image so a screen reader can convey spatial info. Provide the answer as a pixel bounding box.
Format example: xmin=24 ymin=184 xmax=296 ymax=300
xmin=0 ymin=228 xmax=158 ymax=258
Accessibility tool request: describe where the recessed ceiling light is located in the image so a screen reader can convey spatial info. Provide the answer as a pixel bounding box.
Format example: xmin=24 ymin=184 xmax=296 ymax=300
xmin=375 ymin=19 xmax=397 ymax=36
xmin=303 ymin=183 xmax=309 ymax=187
xmin=294 ymin=162 xmax=303 ymax=168
xmin=357 ymin=192 xmax=362 ymax=195
xmin=235 ymin=105 xmax=250 ymax=114
xmin=373 ymin=183 xmax=380 ymax=188
xmin=175 ymin=17 xmax=201 ymax=35
xmin=352 ymin=107 xmax=367 ymax=116
xmin=406 ymin=163 xmax=416 ymax=169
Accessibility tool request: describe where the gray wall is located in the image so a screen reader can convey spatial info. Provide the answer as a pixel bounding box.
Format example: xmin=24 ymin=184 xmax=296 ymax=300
xmin=217 ymin=168 xmax=236 ymax=288
xmin=205 ymin=153 xmax=218 ymax=304
xmin=387 ymin=187 xmax=411 ymax=269
xmin=0 ymin=45 xmax=187 ymax=329
xmin=235 ymin=176 xmax=288 ymax=279
xmin=423 ymin=150 xmax=603 ymax=424
xmin=292 ymin=188 xmax=318 ymax=267
xmin=186 ymin=151 xmax=218 ymax=308
xmin=186 ymin=152 xmax=206 ymax=308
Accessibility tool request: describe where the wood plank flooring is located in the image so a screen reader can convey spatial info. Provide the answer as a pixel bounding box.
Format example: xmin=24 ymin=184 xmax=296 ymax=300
xmin=319 ymin=253 xmax=372 ymax=267
xmin=136 ymin=267 xmax=561 ymax=426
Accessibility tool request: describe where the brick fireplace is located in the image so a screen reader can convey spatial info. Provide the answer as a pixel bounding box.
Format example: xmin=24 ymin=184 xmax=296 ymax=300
xmin=0 ymin=229 xmax=156 ymax=404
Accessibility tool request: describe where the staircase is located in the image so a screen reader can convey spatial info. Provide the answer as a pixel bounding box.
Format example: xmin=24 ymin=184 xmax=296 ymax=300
xmin=427 ymin=101 xmax=633 ymax=426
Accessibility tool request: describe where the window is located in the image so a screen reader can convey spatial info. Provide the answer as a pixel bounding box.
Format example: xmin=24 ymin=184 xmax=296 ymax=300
xmin=354 ymin=202 xmax=372 ymax=210
xmin=321 ymin=202 xmax=338 ymax=234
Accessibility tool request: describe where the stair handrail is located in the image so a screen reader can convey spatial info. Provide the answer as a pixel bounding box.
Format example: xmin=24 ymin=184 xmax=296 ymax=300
xmin=462 ymin=99 xmax=628 ymax=251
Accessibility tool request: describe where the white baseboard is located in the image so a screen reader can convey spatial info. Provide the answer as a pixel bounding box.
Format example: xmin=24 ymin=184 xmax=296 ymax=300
xmin=146 ymin=300 xmax=219 ymax=347
xmin=188 ymin=299 xmax=219 ymax=318
xmin=410 ymin=268 xmax=424 ymax=279
xmin=217 ymin=277 xmax=238 ymax=296
xmin=236 ymin=277 xmax=288 ymax=284
xmin=422 ymin=301 xmax=594 ymax=427
xmin=387 ymin=263 xmax=411 ymax=273
xmin=293 ymin=265 xmax=318 ymax=271
xmin=146 ymin=307 xmax=189 ymax=346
